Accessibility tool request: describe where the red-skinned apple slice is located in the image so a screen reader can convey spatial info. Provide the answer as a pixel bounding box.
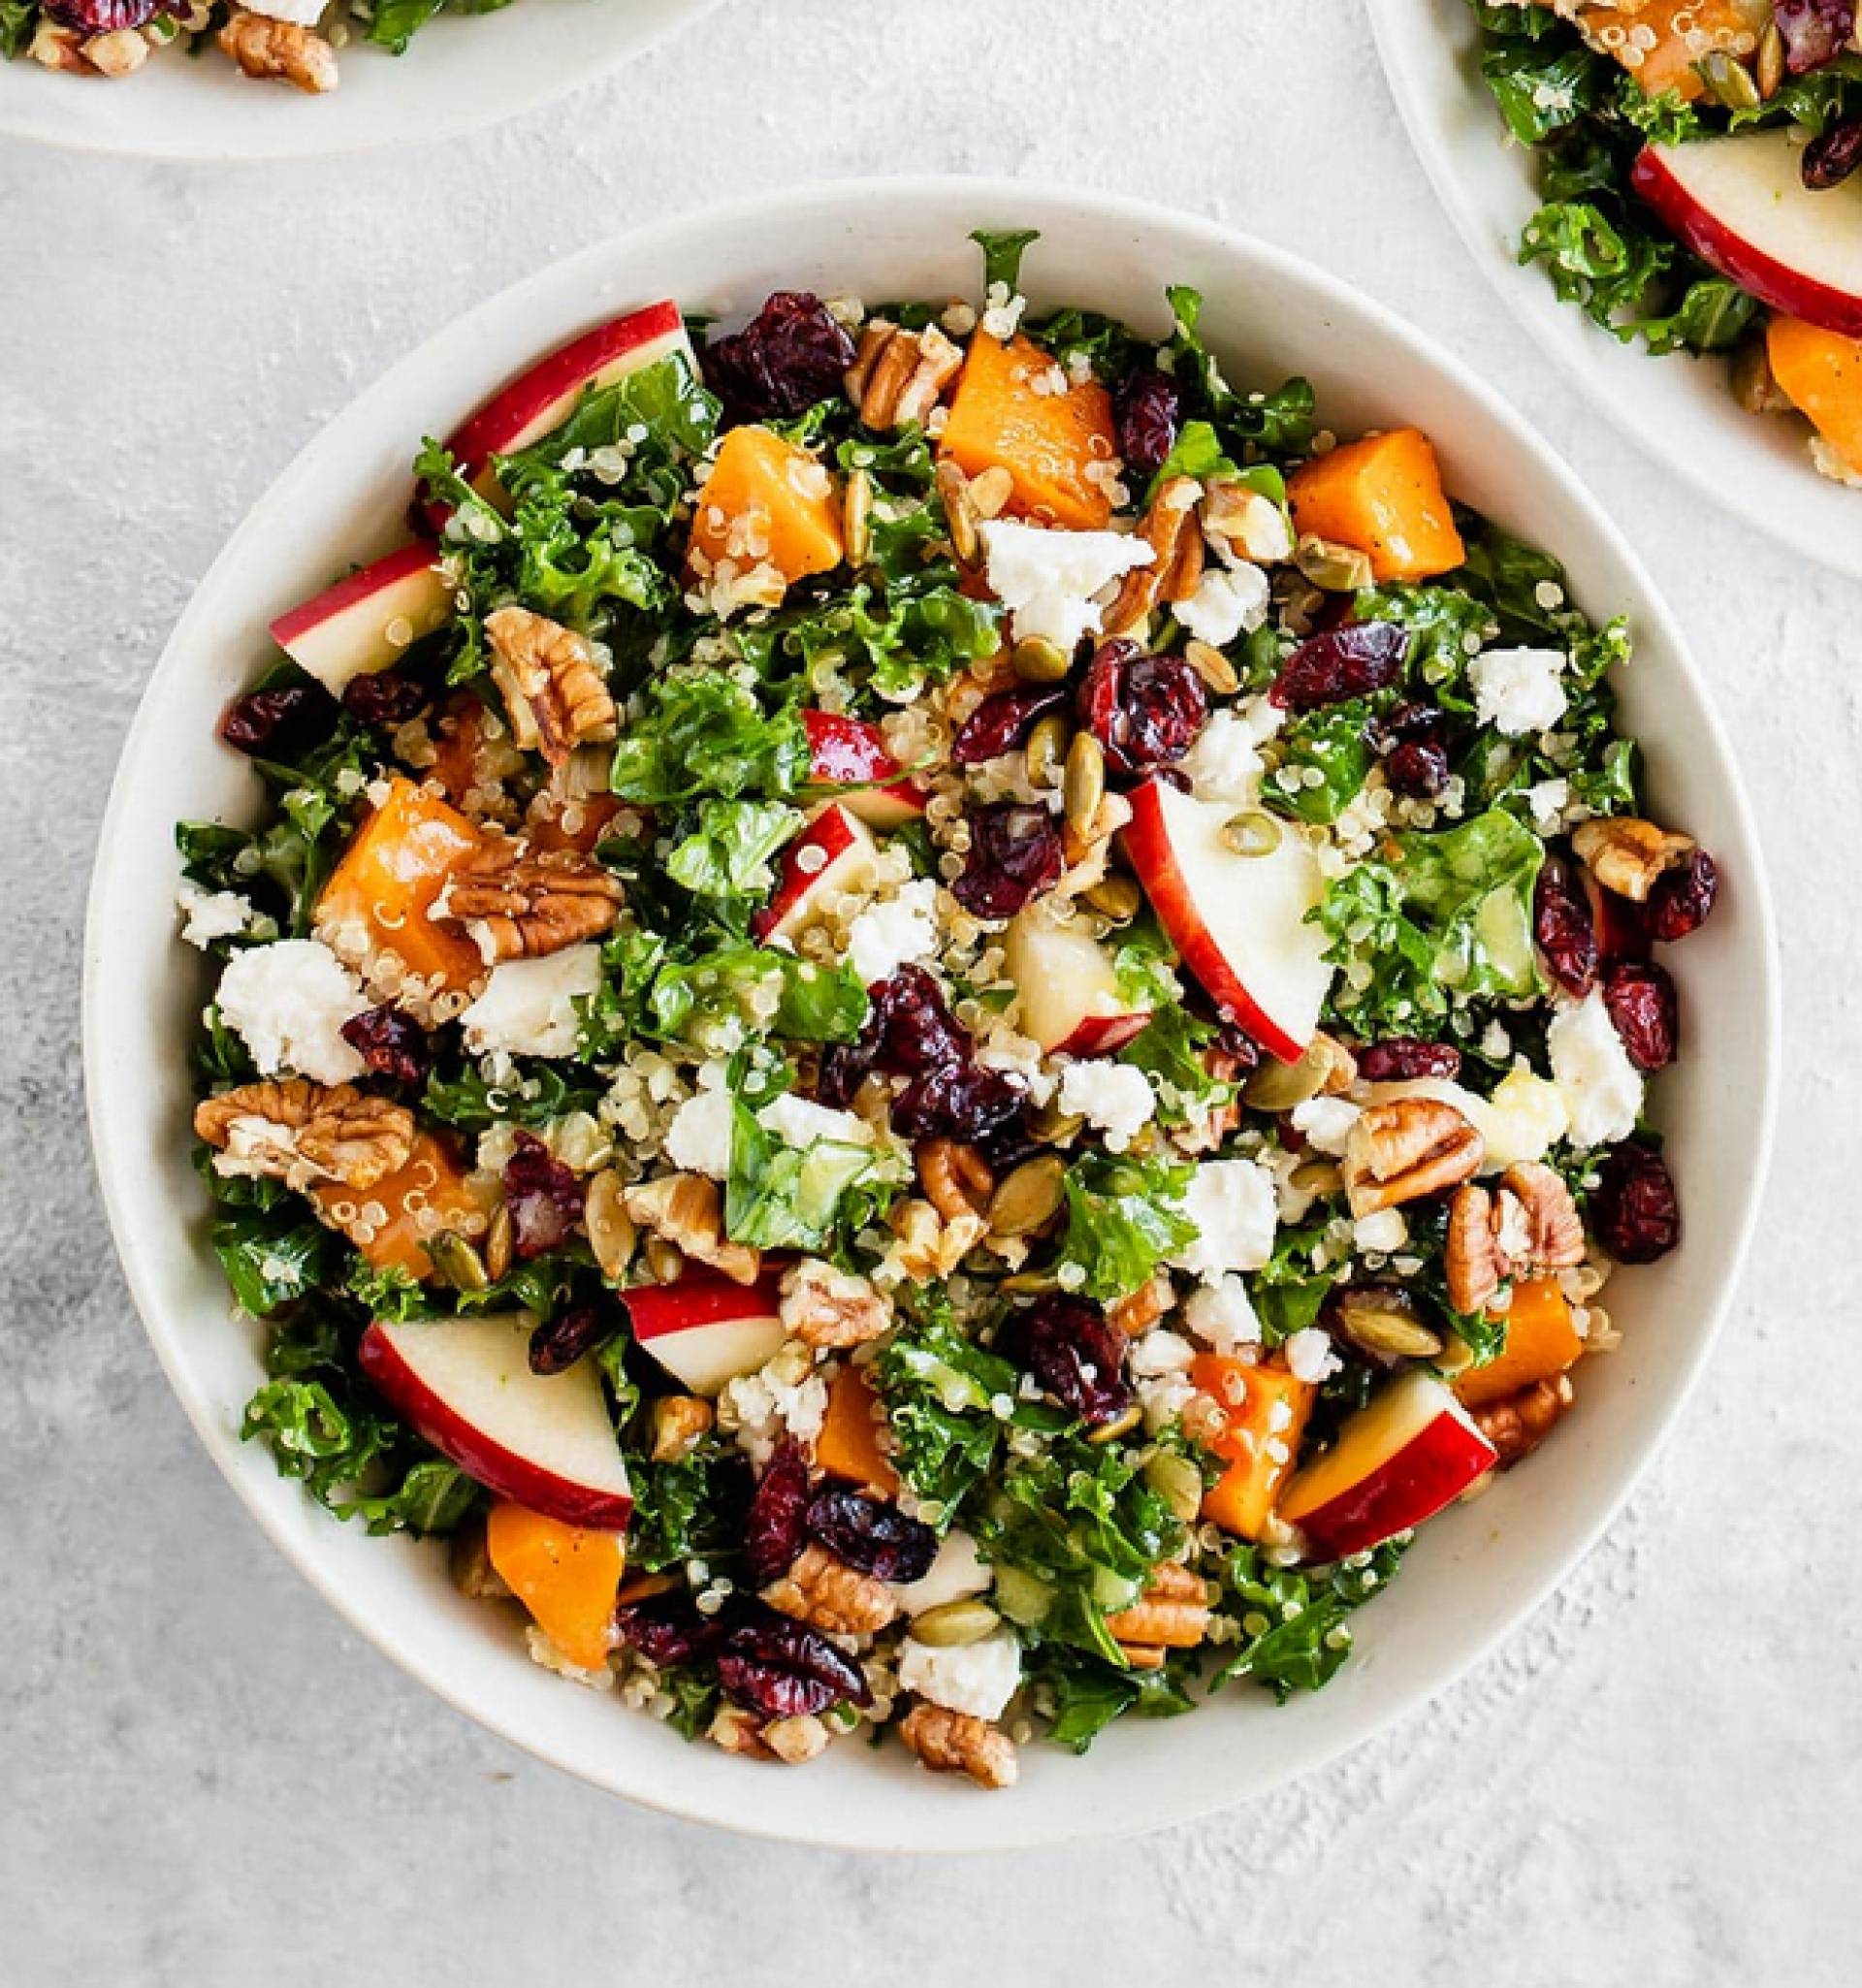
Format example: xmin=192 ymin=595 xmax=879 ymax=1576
xmin=803 ymin=711 xmax=930 ymax=829
xmin=269 ymin=542 xmax=451 ymax=695
xmin=1279 ymin=1372 xmax=1497 ymax=1561
xmin=1006 ymin=905 xmax=1151 ymax=1056
xmin=421 ymin=299 xmax=692 ymax=529
xmin=623 ymin=1268 xmax=787 ymax=1395
xmin=751 ymin=800 xmax=883 ymax=945
xmin=358 ymin=1314 xmax=631 ymax=1529
xmin=1122 ymin=776 xmax=1332 ymax=1064
xmin=1631 ymin=131 xmax=1862 ymax=338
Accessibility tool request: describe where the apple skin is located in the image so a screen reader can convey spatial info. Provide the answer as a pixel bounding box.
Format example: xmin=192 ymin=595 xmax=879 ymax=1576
xmin=751 ymin=801 xmax=880 ymax=945
xmin=420 ymin=299 xmax=691 ymax=529
xmin=1121 ymin=776 xmax=1331 ymax=1065
xmin=623 ymin=1268 xmax=787 ymax=1395
xmin=1279 ymin=1372 xmax=1497 ymax=1561
xmin=803 ymin=711 xmax=930 ymax=829
xmin=1005 ymin=907 xmax=1152 ymax=1056
xmin=1057 ymin=1011 xmax=1153 ymax=1057
xmin=269 ymin=541 xmax=451 ymax=695
xmin=1630 ymin=136 xmax=1862 ymax=339
xmin=359 ymin=1315 xmax=632 ymax=1530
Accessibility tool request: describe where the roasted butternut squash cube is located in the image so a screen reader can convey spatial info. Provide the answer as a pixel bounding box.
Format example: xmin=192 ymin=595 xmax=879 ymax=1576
xmin=1767 ymin=315 xmax=1862 ymax=481
xmin=1190 ymin=1354 xmax=1314 ymax=1541
xmin=688 ymin=425 xmax=844 ymax=589
xmin=1581 ymin=1 xmax=1755 ymax=101
xmin=816 ymin=1363 xmax=901 ymax=1497
xmin=1288 ymin=426 xmax=1465 ymax=583
xmin=486 ymin=1500 xmax=626 ymax=1671
xmin=938 ymin=332 xmax=1117 ymax=530
xmin=1456 ymin=1275 xmax=1585 ymax=1410
xmin=312 ymin=1130 xmax=483 ymax=1283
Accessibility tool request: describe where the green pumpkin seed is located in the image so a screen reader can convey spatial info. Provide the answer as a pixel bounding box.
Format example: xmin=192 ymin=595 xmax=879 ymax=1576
xmin=483 ymin=1202 xmax=513 ymax=1284
xmin=1029 ymin=1101 xmax=1086 ymax=1145
xmin=934 ymin=460 xmax=981 ymax=567
xmin=1087 ymin=1403 xmax=1144 ymax=1445
xmin=1184 ymin=638 xmax=1239 ymax=696
xmin=1338 ymin=1305 xmax=1442 ymax=1360
xmin=1011 ymin=636 xmax=1073 ymax=684
xmin=1243 ymin=1033 xmax=1347 ymax=1112
xmin=1143 ymin=1450 xmax=1206 ymax=1526
xmin=843 ymin=467 xmax=875 ymax=568
xmin=1063 ymin=731 xmax=1106 ymax=844
xmin=1295 ymin=534 xmax=1374 ymax=593
xmin=1026 ymin=711 xmax=1072 ymax=789
xmin=585 ymin=1169 xmax=637 ymax=1284
xmin=1289 ymin=1157 xmax=1342 ymax=1199
xmin=643 ymin=1236 xmax=685 ymax=1285
xmin=1694 ymin=49 xmax=1760 ymax=112
xmin=909 ymin=1599 xmax=1001 ymax=1648
xmin=1756 ymin=19 xmax=1783 ymax=100
xmin=429 ymin=1229 xmax=489 ymax=1293
xmin=988 ymin=1154 xmax=1067 ymax=1237
xmin=1222 ymin=809 xmax=1283 ymax=858
xmin=1082 ymin=873 xmax=1142 ymax=924
xmin=1000 ymin=1267 xmax=1064 ymax=1295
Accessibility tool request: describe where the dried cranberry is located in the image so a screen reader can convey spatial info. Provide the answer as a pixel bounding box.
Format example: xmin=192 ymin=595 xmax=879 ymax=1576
xmin=1383 ymin=738 xmax=1450 ymax=799
xmin=1804 ymin=116 xmax=1862 ymax=190
xmin=1534 ymin=856 xmax=1600 ymax=999
xmin=1076 ymin=641 xmax=1208 ymax=778
xmin=817 ymin=965 xmax=971 ymax=1108
xmin=1589 ymin=1144 xmax=1681 ymax=1265
xmin=1356 ymin=1037 xmax=1461 ymax=1082
xmin=339 ymin=1005 xmax=428 ymax=1087
xmin=1012 ymin=1295 xmax=1132 ymax=1428
xmin=1602 ymin=961 xmax=1679 ymax=1073
xmin=45 ymin=0 xmax=158 ymax=27
xmin=528 ymin=1304 xmax=608 ymax=1376
xmin=893 ymin=1060 xmax=1027 ymax=1143
xmin=614 ymin=1594 xmax=717 ymax=1669
xmin=342 ymin=669 xmax=429 ymax=729
xmin=218 ymin=681 xmax=338 ymax=758
xmin=1270 ymin=622 xmax=1409 ymax=713
xmin=1646 ymin=850 xmax=1718 ymax=944
xmin=804 ymin=1487 xmax=938 ymax=1583
xmin=1113 ymin=367 xmax=1181 ymax=479
xmin=746 ymin=1440 xmax=813 ymax=1586
xmin=501 ymin=1132 xmax=585 ymax=1260
xmin=952 ymin=802 xmax=1065 ymax=919
xmin=1774 ymin=0 xmax=1855 ymax=76
xmin=952 ymin=686 xmax=1069 ymax=765
xmin=1211 ymin=1019 xmax=1262 ymax=1073
xmin=716 ymin=1607 xmax=872 ymax=1717
xmin=702 ymin=292 xmax=856 ymax=425
xmin=1582 ymin=869 xmax=1651 ymax=965
xmin=1373 ymin=700 xmax=1445 ymax=749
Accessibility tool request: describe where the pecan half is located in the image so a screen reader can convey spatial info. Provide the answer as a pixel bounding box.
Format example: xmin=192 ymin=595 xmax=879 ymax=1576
xmin=218 ymin=10 xmax=337 ymax=94
xmin=1104 ymin=1560 xmax=1210 ymax=1658
xmin=1108 ymin=1272 xmax=1173 ymax=1338
xmin=1445 ymin=1183 xmax=1506 ymax=1315
xmin=764 ymin=1542 xmax=900 ymax=1638
xmin=1502 ymin=1162 xmax=1586 ymax=1271
xmin=623 ymin=1173 xmax=760 ymax=1286
xmin=1102 ymin=477 xmax=1203 ymax=638
xmin=1342 ymin=1098 xmax=1483 ymax=1217
xmin=194 ymin=1079 xmax=413 ymax=1194
xmin=779 ymin=1258 xmax=892 ymax=1349
xmin=649 ymin=1395 xmax=714 ymax=1463
xmin=898 ymin=1704 xmax=1018 ymax=1789
xmin=916 ymin=1138 xmax=993 ymax=1224
xmin=483 ymin=607 xmax=618 ymax=772
xmin=1471 ymin=1374 xmax=1575 ymax=1470
xmin=1445 ymin=1164 xmax=1585 ymax=1314
xmin=846 ymin=319 xmax=965 ymax=431
xmin=442 ymin=837 xmax=624 ymax=962
xmin=1572 ymin=817 xmax=1695 ymax=903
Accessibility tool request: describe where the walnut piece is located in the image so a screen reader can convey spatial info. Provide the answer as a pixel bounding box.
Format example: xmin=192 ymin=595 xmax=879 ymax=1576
xmin=194 ymin=1079 xmax=414 ymax=1195
xmin=898 ymin=1704 xmax=1018 ymax=1790
xmin=761 ymin=1714 xmax=832 ymax=1765
xmin=846 ymin=320 xmax=965 ymax=430
xmin=1203 ymin=478 xmax=1294 ymax=564
xmin=624 ymin=1174 xmax=761 ymax=1286
xmin=442 ymin=837 xmax=624 ymax=962
xmin=649 ymin=1395 xmax=714 ymax=1463
xmin=218 ymin=10 xmax=338 ymax=94
xmin=779 ymin=1258 xmax=892 ymax=1349
xmin=1572 ymin=817 xmax=1695 ymax=904
xmin=764 ymin=1542 xmax=900 ymax=1638
xmin=1108 ymin=1272 xmax=1173 ymax=1339
xmin=483 ymin=607 xmax=618 ymax=772
xmin=1102 ymin=477 xmax=1204 ymax=637
xmin=1343 ymin=1098 xmax=1484 ymax=1217
xmin=1471 ymin=1374 xmax=1575 ymax=1471
xmin=1104 ymin=1560 xmax=1211 ymax=1658
xmin=83 ymin=27 xmax=149 ymax=76
xmin=916 ymin=1138 xmax=993 ymax=1224
xmin=28 ymin=22 xmax=88 ymax=71
xmin=883 ymin=1197 xmax=986 ymax=1282
xmin=1445 ymin=1164 xmax=1585 ymax=1314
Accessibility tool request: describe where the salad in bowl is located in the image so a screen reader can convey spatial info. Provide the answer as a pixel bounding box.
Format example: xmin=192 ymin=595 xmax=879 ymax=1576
xmin=167 ymin=227 xmax=1723 ymax=1797
xmin=1468 ymin=2 xmax=1862 ymax=486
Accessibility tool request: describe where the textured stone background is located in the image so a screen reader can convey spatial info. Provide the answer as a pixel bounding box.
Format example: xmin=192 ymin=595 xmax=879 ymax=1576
xmin=2 ymin=2 xmax=1855 ymax=1979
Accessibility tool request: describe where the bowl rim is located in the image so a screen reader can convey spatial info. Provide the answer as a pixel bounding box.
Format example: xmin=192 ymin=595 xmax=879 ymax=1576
xmin=83 ymin=175 xmax=1782 ymax=1850
xmin=1369 ymin=0 xmax=1862 ymax=581
xmin=0 ymin=0 xmax=725 ymax=164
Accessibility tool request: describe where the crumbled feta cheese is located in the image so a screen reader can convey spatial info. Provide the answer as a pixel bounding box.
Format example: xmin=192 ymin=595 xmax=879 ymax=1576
xmin=176 ymin=881 xmax=255 ymax=949
xmin=1284 ymin=1326 xmax=1342 ymax=1385
xmin=893 ymin=1528 xmax=993 ymax=1614
xmin=718 ymin=1358 xmax=829 ymax=1469
xmin=1170 ymin=1159 xmax=1278 ymax=1279
xmin=458 ymin=944 xmax=602 ymax=1061
xmin=1057 ymin=1059 xmax=1156 ymax=1146
xmin=1174 ymin=560 xmax=1270 ymax=648
xmin=1182 ymin=1275 xmax=1264 ymax=1353
xmin=1128 ymin=1327 xmax=1196 ymax=1379
xmin=1353 ymin=1208 xmax=1408 ymax=1255
xmin=757 ymin=1092 xmax=874 ymax=1150
xmin=847 ymin=880 xmax=939 ymax=986
xmin=897 ymin=1626 xmax=1021 ymax=1721
xmin=1290 ymin=1096 xmax=1361 ymax=1156
xmin=1182 ymin=707 xmax=1267 ymax=808
xmin=1468 ymin=646 xmax=1568 ymax=737
xmin=663 ymin=1073 xmax=736 ymax=1179
xmin=1547 ymin=989 xmax=1644 ymax=1148
xmin=1525 ymin=777 xmax=1571 ymax=835
xmin=215 ymin=939 xmax=369 ymax=1085
xmin=977 ymin=519 xmax=1153 ymax=655
xmin=237 ymin=0 xmax=328 ymax=23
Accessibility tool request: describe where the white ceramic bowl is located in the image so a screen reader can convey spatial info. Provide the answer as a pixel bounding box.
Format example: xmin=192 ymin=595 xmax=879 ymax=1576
xmin=1373 ymin=0 xmax=1862 ymax=579
xmin=0 ymin=0 xmax=719 ymax=161
xmin=84 ymin=178 xmax=1779 ymax=1851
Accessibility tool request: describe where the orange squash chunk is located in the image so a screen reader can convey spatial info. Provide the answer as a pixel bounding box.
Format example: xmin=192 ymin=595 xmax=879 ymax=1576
xmin=689 ymin=425 xmax=844 ymax=588
xmin=485 ymin=1500 xmax=626 ymax=1671
xmin=938 ymin=332 xmax=1117 ymax=530
xmin=312 ymin=1130 xmax=482 ymax=1282
xmin=1580 ymin=1 xmax=1753 ymax=101
xmin=1766 ymin=315 xmax=1862 ymax=479
xmin=1456 ymin=1275 xmax=1585 ymax=1410
xmin=816 ymin=1364 xmax=901 ymax=1497
xmin=529 ymin=790 xmax=622 ymax=856
xmin=1288 ymin=427 xmax=1465 ymax=583
xmin=1190 ymin=1355 xmax=1314 ymax=1542
xmin=315 ymin=774 xmax=485 ymax=999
